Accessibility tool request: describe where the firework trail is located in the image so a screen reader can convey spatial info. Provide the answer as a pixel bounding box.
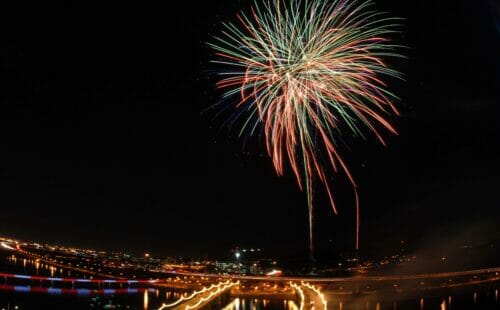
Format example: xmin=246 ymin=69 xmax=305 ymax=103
xmin=209 ymin=0 xmax=403 ymax=258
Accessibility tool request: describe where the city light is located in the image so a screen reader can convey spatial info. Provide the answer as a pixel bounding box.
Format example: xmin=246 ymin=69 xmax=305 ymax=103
xmin=266 ymin=269 xmax=283 ymax=276
xmin=1 ymin=234 xmax=500 ymax=309
xmin=1 ymin=242 xmax=15 ymax=250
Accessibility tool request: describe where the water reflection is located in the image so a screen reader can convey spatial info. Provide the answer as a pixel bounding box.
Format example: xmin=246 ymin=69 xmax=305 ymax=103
xmin=222 ymin=298 xmax=298 ymax=310
xmin=222 ymin=298 xmax=240 ymax=310
xmin=220 ymin=289 xmax=499 ymax=310
xmin=143 ymin=289 xmax=149 ymax=310
xmin=5 ymin=255 xmax=84 ymax=279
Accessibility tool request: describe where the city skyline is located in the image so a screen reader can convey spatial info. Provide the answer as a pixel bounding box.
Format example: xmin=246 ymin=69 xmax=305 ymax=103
xmin=0 ymin=0 xmax=498 ymax=260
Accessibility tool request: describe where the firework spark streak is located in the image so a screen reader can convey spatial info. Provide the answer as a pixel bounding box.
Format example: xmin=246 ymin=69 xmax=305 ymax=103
xmin=209 ymin=0 xmax=403 ymax=257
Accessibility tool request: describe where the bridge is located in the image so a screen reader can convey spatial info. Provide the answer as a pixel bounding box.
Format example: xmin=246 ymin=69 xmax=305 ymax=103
xmin=0 ymin=272 xmax=158 ymax=286
xmin=0 ymin=284 xmax=156 ymax=296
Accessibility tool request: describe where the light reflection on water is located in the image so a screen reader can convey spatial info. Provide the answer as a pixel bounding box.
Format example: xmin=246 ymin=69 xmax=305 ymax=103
xmin=0 ymin=287 xmax=499 ymax=310
xmin=220 ymin=290 xmax=500 ymax=310
xmin=6 ymin=255 xmax=72 ymax=278
xmin=222 ymin=298 xmax=297 ymax=310
xmin=143 ymin=289 xmax=149 ymax=310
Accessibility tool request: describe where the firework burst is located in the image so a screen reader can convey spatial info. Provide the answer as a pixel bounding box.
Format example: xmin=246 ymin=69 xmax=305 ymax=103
xmin=209 ymin=0 xmax=403 ymax=257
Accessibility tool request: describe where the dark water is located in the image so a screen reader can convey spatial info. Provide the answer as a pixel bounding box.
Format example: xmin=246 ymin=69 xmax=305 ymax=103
xmin=326 ymin=290 xmax=500 ymax=309
xmin=0 ymin=294 xmax=293 ymax=310
xmin=2 ymin=292 xmax=500 ymax=309
xmin=0 ymin=254 xmax=87 ymax=279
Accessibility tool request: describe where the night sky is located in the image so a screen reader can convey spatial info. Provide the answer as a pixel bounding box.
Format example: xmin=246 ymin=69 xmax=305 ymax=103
xmin=0 ymin=1 xmax=498 ymax=260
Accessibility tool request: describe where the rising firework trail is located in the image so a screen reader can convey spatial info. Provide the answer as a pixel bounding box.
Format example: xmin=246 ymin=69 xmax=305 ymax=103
xmin=209 ymin=0 xmax=403 ymax=259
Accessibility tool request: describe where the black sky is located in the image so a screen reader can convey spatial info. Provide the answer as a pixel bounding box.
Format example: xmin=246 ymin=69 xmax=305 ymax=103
xmin=0 ymin=1 xmax=498 ymax=260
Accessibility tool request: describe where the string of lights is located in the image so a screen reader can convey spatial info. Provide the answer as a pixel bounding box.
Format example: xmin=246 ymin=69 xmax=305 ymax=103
xmin=290 ymin=282 xmax=305 ymax=310
xmin=302 ymin=282 xmax=328 ymax=310
xmin=184 ymin=281 xmax=238 ymax=310
xmin=158 ymin=280 xmax=237 ymax=309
